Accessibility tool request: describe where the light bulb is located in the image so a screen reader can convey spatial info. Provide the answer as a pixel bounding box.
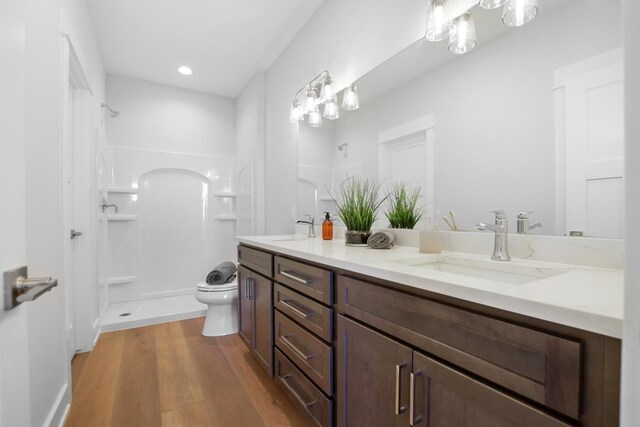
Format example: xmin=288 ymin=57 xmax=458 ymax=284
xmin=502 ymin=0 xmax=538 ymax=27
xmin=303 ymin=88 xmax=317 ymax=113
xmin=342 ymin=84 xmax=359 ymax=111
xmin=177 ymin=66 xmax=193 ymax=75
xmin=320 ymin=76 xmax=337 ymax=103
xmin=448 ymin=12 xmax=476 ymax=55
xmin=479 ymin=0 xmax=506 ymax=9
xmin=289 ymin=99 xmax=304 ymax=123
xmin=426 ymin=0 xmax=453 ymax=42
xmin=308 ymin=106 xmax=323 ymax=127
xmin=323 ymin=100 xmax=340 ymax=120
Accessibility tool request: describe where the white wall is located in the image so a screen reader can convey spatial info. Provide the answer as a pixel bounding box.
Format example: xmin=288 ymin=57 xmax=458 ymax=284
xmin=236 ymin=72 xmax=266 ymax=234
xmin=265 ymin=0 xmax=427 ymax=233
xmin=325 ymin=0 xmax=621 ymax=234
xmin=106 ymin=74 xmax=236 ymax=157
xmin=621 ymin=0 xmax=640 ymax=424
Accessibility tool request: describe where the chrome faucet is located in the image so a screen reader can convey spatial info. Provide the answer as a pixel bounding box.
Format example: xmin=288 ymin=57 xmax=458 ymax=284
xmin=475 ymin=209 xmax=511 ymax=261
xmin=295 ymin=214 xmax=316 ymax=238
xmin=516 ymin=211 xmax=542 ymax=235
xmin=101 ymin=197 xmax=119 ymax=214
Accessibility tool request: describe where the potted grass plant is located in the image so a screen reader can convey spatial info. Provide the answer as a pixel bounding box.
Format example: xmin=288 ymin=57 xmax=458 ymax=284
xmin=333 ymin=176 xmax=387 ymax=246
xmin=385 ymin=183 xmax=423 ymax=230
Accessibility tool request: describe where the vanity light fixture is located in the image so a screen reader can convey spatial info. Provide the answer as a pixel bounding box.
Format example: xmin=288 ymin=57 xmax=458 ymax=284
xmin=449 ymin=12 xmax=477 ymax=55
xmin=424 ymin=0 xmax=539 ymax=55
xmin=290 ymin=70 xmax=356 ymax=127
xmin=177 ymin=66 xmax=193 ymax=75
xmin=426 ymin=0 xmax=453 ymax=42
xmin=342 ymin=84 xmax=359 ymax=111
xmin=502 ymin=0 xmax=538 ymax=27
xmin=479 ymin=0 xmax=506 ymax=9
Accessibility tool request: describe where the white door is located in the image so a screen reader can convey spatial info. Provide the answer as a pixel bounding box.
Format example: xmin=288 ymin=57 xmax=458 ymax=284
xmin=565 ymin=63 xmax=624 ymax=238
xmin=1 ymin=2 xmax=71 ymax=426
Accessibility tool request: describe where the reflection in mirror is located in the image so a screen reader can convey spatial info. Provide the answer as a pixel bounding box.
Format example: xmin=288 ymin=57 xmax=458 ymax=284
xmin=297 ymin=0 xmax=624 ymax=238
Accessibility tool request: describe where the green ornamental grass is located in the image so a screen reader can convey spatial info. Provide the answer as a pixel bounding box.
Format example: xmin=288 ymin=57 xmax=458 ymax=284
xmin=385 ymin=183 xmax=423 ymax=230
xmin=333 ymin=176 xmax=387 ymax=232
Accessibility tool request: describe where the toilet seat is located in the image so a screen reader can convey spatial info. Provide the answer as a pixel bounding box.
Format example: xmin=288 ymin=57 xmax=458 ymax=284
xmin=196 ymin=280 xmax=237 ymax=292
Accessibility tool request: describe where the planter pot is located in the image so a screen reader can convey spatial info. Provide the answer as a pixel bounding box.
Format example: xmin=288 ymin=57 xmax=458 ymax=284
xmin=345 ymin=230 xmax=371 ymax=246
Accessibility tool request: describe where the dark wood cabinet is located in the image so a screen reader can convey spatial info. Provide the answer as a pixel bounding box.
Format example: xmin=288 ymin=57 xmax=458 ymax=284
xmin=336 ymin=314 xmax=412 ymax=427
xmin=238 ymin=264 xmax=274 ymax=377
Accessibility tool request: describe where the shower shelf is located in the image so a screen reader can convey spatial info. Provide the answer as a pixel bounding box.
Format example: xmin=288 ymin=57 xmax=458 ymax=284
xmin=212 ymin=215 xmax=237 ymax=221
xmin=107 ymin=275 xmax=138 ymax=286
xmin=107 ymin=215 xmax=138 ymax=221
xmin=106 ymin=187 xmax=138 ymax=194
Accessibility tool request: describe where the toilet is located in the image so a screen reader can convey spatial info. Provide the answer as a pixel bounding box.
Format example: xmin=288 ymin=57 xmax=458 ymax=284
xmin=195 ymin=278 xmax=238 ymax=337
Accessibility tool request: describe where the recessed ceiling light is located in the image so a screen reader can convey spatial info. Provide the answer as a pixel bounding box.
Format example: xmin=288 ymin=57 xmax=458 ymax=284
xmin=178 ymin=66 xmax=193 ymax=76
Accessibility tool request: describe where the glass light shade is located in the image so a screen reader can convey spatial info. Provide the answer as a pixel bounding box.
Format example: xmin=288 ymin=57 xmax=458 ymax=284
xmin=426 ymin=0 xmax=453 ymax=42
xmin=342 ymin=85 xmax=359 ymax=111
xmin=479 ymin=0 xmax=506 ymax=9
xmin=320 ymin=76 xmax=337 ymax=103
xmin=323 ymin=100 xmax=340 ymax=120
xmin=303 ymin=88 xmax=317 ymax=113
xmin=308 ymin=107 xmax=323 ymax=127
xmin=289 ymin=99 xmax=304 ymax=123
xmin=448 ymin=13 xmax=476 ymax=55
xmin=502 ymin=0 xmax=538 ymax=27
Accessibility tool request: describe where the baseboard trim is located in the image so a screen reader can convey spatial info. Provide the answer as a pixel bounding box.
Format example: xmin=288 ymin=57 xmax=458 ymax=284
xmin=46 ymin=383 xmax=71 ymax=427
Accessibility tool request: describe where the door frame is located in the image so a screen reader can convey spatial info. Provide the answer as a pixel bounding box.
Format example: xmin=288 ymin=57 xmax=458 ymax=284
xmin=61 ymin=34 xmax=100 ymax=354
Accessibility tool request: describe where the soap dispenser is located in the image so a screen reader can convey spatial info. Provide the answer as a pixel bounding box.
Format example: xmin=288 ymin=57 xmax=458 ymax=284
xmin=322 ymin=212 xmax=333 ymax=240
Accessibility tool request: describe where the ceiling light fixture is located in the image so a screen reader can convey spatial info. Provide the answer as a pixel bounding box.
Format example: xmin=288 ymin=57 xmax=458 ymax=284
xmin=290 ymin=70 xmax=355 ymax=127
xmin=342 ymin=85 xmax=359 ymax=111
xmin=425 ymin=0 xmax=539 ymax=55
xmin=178 ymin=66 xmax=193 ymax=75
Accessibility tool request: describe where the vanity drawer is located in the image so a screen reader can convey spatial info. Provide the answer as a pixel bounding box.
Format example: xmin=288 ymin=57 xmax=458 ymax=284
xmin=275 ymin=256 xmax=333 ymax=305
xmin=336 ymin=276 xmax=582 ymax=420
xmin=275 ymin=349 xmax=332 ymax=427
xmin=238 ymin=245 xmax=273 ymax=278
xmin=274 ymin=284 xmax=333 ymax=342
xmin=275 ymin=311 xmax=333 ymax=395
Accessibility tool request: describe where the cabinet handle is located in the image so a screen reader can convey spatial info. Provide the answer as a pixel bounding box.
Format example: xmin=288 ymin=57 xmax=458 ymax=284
xmin=280 ymin=373 xmax=317 ymax=408
xmin=410 ymin=371 xmax=422 ymax=426
xmin=281 ymin=334 xmax=315 ymax=361
xmin=395 ymin=364 xmax=406 ymax=415
xmin=281 ymin=270 xmax=314 ymax=285
xmin=249 ymin=278 xmax=255 ymax=300
xmin=281 ymin=299 xmax=313 ymax=319
xmin=244 ymin=278 xmax=249 ymax=300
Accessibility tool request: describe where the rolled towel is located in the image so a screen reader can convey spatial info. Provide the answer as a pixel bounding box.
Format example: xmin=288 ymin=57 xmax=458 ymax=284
xmin=367 ymin=231 xmax=395 ymax=249
xmin=206 ymin=261 xmax=238 ymax=285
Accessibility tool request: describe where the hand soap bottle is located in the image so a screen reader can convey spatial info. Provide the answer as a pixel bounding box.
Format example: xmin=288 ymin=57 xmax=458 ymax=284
xmin=322 ymin=212 xmax=333 ymax=240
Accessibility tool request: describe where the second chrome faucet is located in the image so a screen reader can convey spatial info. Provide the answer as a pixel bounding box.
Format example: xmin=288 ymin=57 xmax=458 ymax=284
xmin=475 ymin=209 xmax=511 ymax=261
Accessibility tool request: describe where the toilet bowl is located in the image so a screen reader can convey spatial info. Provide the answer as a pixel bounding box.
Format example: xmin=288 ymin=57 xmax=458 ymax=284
xmin=195 ymin=279 xmax=238 ymax=337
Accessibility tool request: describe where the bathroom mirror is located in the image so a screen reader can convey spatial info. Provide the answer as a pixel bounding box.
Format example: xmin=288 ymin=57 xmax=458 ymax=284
xmin=296 ymin=0 xmax=624 ymax=238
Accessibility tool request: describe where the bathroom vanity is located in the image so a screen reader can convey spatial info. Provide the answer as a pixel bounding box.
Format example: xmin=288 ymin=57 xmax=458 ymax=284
xmin=237 ymin=237 xmax=622 ymax=427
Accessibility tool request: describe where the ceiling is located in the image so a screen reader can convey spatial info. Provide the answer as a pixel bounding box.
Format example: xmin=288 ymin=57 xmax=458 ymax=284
xmin=87 ymin=0 xmax=324 ymax=97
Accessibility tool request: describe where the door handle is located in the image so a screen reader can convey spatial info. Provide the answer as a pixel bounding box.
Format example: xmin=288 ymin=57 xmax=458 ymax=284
xmin=4 ymin=266 xmax=58 ymax=310
xmin=409 ymin=371 xmax=423 ymax=426
xmin=70 ymin=229 xmax=83 ymax=239
xmin=395 ymin=363 xmax=407 ymax=415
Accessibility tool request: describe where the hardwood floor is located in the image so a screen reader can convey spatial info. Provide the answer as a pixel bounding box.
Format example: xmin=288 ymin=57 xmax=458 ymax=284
xmin=66 ymin=317 xmax=314 ymax=427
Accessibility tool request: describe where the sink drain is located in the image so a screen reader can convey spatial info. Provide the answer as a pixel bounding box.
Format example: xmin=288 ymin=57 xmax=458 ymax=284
xmin=119 ymin=312 xmax=132 ymax=317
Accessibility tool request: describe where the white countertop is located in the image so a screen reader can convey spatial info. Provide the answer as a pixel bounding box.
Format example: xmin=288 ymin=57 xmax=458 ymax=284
xmin=237 ymin=235 xmax=624 ymax=338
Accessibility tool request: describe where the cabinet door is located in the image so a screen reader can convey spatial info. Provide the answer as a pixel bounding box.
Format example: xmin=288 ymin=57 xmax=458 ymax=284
xmin=238 ymin=266 xmax=252 ymax=348
xmin=336 ymin=315 xmax=412 ymax=427
xmin=410 ymin=352 xmax=570 ymax=427
xmin=252 ymin=273 xmax=274 ymax=377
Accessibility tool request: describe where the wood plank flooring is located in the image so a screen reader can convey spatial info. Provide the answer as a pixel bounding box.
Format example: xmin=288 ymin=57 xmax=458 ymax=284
xmin=66 ymin=317 xmax=314 ymax=427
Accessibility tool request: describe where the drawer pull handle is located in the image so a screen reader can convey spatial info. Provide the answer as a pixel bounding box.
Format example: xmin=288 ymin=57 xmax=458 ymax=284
xmin=395 ymin=364 xmax=406 ymax=415
xmin=409 ymin=371 xmax=422 ymax=426
xmin=281 ymin=270 xmax=314 ymax=285
xmin=281 ymin=334 xmax=316 ymax=361
xmin=280 ymin=374 xmax=317 ymax=408
xmin=281 ymin=299 xmax=313 ymax=319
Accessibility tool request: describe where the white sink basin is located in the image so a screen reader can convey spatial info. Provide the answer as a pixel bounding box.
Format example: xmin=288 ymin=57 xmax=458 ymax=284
xmin=393 ymin=254 xmax=569 ymax=285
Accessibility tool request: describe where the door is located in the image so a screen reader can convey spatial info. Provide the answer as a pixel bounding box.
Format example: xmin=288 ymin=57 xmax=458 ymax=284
xmin=251 ymin=274 xmax=273 ymax=376
xmin=238 ymin=266 xmax=252 ymax=347
xmin=336 ymin=315 xmax=412 ymax=427
xmin=565 ymin=63 xmax=624 ymax=238
xmin=411 ymin=352 xmax=570 ymax=427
